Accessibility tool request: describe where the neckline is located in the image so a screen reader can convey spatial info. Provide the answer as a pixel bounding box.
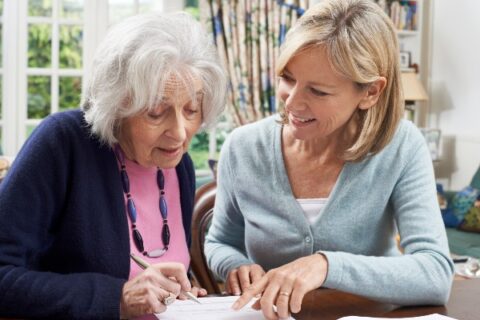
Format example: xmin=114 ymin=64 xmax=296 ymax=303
xmin=273 ymin=121 xmax=348 ymax=223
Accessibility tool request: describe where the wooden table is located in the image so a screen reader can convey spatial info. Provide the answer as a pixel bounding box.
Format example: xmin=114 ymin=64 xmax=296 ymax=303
xmin=296 ymin=279 xmax=479 ymax=319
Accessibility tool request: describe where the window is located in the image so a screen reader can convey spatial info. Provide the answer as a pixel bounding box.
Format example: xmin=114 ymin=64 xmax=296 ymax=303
xmin=25 ymin=0 xmax=84 ymax=137
xmin=2 ymin=0 xmax=84 ymax=155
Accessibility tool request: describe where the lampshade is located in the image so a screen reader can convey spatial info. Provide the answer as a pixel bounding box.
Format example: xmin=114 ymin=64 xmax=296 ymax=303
xmin=401 ymin=71 xmax=428 ymax=101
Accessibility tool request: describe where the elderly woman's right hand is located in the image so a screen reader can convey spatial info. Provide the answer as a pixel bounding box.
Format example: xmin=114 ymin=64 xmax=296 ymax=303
xmin=119 ymin=262 xmax=191 ymax=318
xmin=226 ymin=264 xmax=265 ymax=296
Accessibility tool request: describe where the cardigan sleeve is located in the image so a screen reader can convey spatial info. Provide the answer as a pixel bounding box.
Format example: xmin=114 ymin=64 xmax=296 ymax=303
xmin=322 ymin=132 xmax=454 ymax=305
xmin=0 ymin=115 xmax=125 ymax=319
xmin=204 ymin=132 xmax=254 ymax=280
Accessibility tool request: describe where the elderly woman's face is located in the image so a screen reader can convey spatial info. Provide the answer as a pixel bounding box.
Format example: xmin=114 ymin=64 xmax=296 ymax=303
xmin=119 ymin=77 xmax=203 ymax=168
xmin=278 ymin=46 xmax=379 ymax=141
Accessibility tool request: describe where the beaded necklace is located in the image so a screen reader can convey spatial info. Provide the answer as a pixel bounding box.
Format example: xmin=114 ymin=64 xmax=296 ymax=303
xmin=115 ymin=146 xmax=170 ymax=258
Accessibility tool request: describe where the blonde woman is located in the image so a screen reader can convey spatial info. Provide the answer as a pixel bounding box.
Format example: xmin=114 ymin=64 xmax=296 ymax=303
xmin=205 ymin=0 xmax=453 ymax=319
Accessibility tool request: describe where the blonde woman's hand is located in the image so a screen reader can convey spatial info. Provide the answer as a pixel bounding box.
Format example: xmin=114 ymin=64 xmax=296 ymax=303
xmin=226 ymin=264 xmax=265 ymax=296
xmin=119 ymin=262 xmax=191 ymax=319
xmin=232 ymin=254 xmax=328 ymax=320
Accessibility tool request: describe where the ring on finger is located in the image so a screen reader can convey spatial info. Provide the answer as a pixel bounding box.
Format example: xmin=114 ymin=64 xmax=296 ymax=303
xmin=162 ymin=292 xmax=176 ymax=306
xmin=279 ymin=291 xmax=290 ymax=297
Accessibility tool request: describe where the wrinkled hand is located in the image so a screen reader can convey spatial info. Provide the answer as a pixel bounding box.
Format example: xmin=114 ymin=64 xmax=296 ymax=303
xmin=120 ymin=262 xmax=191 ymax=319
xmin=226 ymin=264 xmax=265 ymax=296
xmin=178 ymin=286 xmax=208 ymax=299
xmin=232 ymin=254 xmax=328 ymax=320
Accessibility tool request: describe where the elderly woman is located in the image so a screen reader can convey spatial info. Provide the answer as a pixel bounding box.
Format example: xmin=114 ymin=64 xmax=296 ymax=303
xmin=205 ymin=0 xmax=453 ymax=319
xmin=0 ymin=12 xmax=226 ymax=319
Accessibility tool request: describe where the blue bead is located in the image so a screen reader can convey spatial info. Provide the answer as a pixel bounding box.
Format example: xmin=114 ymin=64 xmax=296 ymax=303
xmin=159 ymin=196 xmax=168 ymax=219
xmin=127 ymin=199 xmax=137 ymax=222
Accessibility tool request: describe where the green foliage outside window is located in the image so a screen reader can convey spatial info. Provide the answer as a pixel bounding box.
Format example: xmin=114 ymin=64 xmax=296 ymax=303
xmin=59 ymin=25 xmax=83 ymax=68
xmin=28 ymin=0 xmax=52 ymax=17
xmin=27 ymin=23 xmax=82 ymax=120
xmin=184 ymin=0 xmax=199 ymax=21
xmin=189 ymin=128 xmax=230 ymax=170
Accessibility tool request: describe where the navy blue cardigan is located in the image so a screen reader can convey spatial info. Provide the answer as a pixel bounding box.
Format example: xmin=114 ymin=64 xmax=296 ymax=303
xmin=0 ymin=110 xmax=195 ymax=319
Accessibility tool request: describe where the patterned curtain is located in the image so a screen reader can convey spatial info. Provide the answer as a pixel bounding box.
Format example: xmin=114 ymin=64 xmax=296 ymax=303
xmin=203 ymin=0 xmax=312 ymax=126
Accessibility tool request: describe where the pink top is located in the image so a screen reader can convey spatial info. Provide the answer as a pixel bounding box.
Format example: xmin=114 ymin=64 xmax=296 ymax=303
xmin=122 ymin=157 xmax=190 ymax=280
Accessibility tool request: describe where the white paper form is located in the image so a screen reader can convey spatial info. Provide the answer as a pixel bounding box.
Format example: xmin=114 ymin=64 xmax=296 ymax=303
xmin=156 ymin=295 xmax=295 ymax=320
xmin=338 ymin=314 xmax=457 ymax=320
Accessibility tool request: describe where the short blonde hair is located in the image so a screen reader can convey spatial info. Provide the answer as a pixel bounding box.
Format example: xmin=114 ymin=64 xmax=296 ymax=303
xmin=82 ymin=12 xmax=227 ymax=146
xmin=277 ymin=0 xmax=403 ymax=161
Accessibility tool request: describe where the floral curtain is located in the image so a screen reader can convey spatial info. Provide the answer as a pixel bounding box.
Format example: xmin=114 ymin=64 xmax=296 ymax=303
xmin=203 ymin=0 xmax=312 ymax=126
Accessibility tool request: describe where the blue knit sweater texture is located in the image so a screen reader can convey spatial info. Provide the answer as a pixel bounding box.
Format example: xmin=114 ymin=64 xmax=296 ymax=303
xmin=205 ymin=115 xmax=454 ymax=306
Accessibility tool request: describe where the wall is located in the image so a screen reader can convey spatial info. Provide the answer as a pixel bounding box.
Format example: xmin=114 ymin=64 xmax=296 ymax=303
xmin=428 ymin=0 xmax=480 ymax=190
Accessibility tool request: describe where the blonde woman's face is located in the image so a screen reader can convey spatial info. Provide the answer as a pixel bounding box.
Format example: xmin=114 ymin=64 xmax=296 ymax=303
xmin=119 ymin=76 xmax=203 ymax=168
xmin=278 ymin=46 xmax=370 ymax=142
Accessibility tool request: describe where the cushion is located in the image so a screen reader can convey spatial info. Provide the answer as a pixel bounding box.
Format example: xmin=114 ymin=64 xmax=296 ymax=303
xmin=458 ymin=198 xmax=480 ymax=233
xmin=470 ymin=165 xmax=480 ymax=190
xmin=437 ymin=183 xmax=461 ymax=227
xmin=450 ymin=186 xmax=480 ymax=222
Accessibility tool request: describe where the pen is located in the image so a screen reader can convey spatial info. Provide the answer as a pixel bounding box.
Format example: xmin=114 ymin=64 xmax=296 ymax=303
xmin=130 ymin=253 xmax=202 ymax=304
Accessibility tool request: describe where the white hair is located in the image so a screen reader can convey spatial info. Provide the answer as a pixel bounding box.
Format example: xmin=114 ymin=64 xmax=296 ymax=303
xmin=82 ymin=12 xmax=227 ymax=146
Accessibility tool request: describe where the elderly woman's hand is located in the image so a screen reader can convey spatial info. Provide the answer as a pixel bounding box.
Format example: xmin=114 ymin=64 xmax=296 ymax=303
xmin=226 ymin=263 xmax=266 ymax=296
xmin=232 ymin=254 xmax=328 ymax=320
xmin=119 ymin=262 xmax=191 ymax=318
xmin=178 ymin=286 xmax=208 ymax=299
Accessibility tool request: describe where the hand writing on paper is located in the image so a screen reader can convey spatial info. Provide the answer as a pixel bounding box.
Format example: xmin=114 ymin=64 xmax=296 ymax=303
xmin=178 ymin=286 xmax=208 ymax=299
xmin=120 ymin=262 xmax=191 ymax=318
xmin=232 ymin=254 xmax=328 ymax=320
xmin=226 ymin=263 xmax=265 ymax=296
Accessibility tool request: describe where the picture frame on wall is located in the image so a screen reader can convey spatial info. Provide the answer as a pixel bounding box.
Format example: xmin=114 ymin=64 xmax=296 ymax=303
xmin=420 ymin=128 xmax=441 ymax=161
xmin=399 ymin=51 xmax=411 ymax=69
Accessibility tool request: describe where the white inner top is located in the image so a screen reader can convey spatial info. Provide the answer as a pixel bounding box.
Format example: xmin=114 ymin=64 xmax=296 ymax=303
xmin=296 ymin=198 xmax=329 ymax=224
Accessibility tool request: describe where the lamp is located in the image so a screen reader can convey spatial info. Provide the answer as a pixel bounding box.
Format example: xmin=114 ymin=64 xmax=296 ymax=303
xmin=401 ymin=71 xmax=428 ymax=101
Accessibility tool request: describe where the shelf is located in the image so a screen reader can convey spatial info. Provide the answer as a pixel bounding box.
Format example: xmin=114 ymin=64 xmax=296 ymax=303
xmin=396 ymin=30 xmax=419 ymax=37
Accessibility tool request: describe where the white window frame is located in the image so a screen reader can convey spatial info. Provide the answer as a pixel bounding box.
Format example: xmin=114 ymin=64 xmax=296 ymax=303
xmin=1 ymin=0 xmax=186 ymax=156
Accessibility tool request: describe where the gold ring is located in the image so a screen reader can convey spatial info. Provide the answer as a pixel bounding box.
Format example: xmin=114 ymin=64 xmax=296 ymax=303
xmin=279 ymin=291 xmax=290 ymax=297
xmin=162 ymin=292 xmax=176 ymax=306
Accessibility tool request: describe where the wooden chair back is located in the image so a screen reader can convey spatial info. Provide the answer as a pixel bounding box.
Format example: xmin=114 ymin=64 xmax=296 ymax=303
xmin=190 ymin=181 xmax=222 ymax=294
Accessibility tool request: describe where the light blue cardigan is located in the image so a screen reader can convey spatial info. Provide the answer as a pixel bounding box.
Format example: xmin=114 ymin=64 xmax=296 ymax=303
xmin=205 ymin=115 xmax=454 ymax=305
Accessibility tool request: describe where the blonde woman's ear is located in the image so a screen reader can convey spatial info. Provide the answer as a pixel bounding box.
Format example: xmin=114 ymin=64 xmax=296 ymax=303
xmin=359 ymin=77 xmax=387 ymax=110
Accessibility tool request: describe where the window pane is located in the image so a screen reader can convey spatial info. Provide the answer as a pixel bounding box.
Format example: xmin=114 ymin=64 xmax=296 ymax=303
xmin=28 ymin=76 xmax=51 ymax=119
xmin=0 ymin=76 xmax=2 ymax=117
xmin=26 ymin=125 xmax=37 ymax=139
xmin=29 ymin=0 xmax=53 ymax=17
xmin=0 ymin=0 xmax=3 ymax=15
xmin=139 ymin=0 xmax=155 ymax=13
xmin=59 ymin=25 xmax=83 ymax=69
xmin=59 ymin=76 xmax=81 ymax=111
xmin=184 ymin=0 xmax=199 ymax=20
xmin=28 ymin=24 xmax=52 ymax=68
xmin=0 ymin=24 xmax=2 ymax=68
xmin=60 ymin=0 xmax=84 ymax=19
xmin=109 ymin=0 xmax=135 ymax=25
